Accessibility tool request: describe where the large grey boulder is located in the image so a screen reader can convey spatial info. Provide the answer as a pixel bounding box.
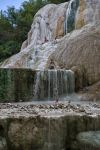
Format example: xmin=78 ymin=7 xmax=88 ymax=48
xmin=77 ymin=131 xmax=100 ymax=150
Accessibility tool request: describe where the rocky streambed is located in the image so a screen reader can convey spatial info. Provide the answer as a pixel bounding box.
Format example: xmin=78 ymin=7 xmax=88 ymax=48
xmin=0 ymin=101 xmax=100 ymax=150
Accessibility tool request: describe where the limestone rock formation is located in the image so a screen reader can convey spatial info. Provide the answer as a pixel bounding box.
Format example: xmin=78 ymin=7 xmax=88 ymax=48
xmin=0 ymin=2 xmax=68 ymax=69
xmin=0 ymin=137 xmax=7 ymax=150
xmin=49 ymin=22 xmax=100 ymax=89
xmin=0 ymin=0 xmax=100 ymax=91
xmin=75 ymin=0 xmax=100 ymax=29
xmin=0 ymin=69 xmax=75 ymax=102
xmin=78 ymin=81 xmax=100 ymax=101
xmin=77 ymin=131 xmax=100 ymax=150
xmin=0 ymin=102 xmax=100 ymax=150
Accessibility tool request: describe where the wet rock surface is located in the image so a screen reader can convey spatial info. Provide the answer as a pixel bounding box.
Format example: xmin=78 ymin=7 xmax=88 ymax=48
xmin=0 ymin=0 xmax=99 ymax=149
xmin=1 ymin=0 xmax=100 ymax=80
xmin=0 ymin=68 xmax=36 ymax=102
xmin=50 ymin=22 xmax=100 ymax=90
xmin=77 ymin=131 xmax=100 ymax=150
xmin=0 ymin=137 xmax=7 ymax=150
xmin=0 ymin=101 xmax=100 ymax=117
xmin=78 ymin=81 xmax=100 ymax=101
xmin=0 ymin=101 xmax=100 ymax=150
xmin=0 ymin=0 xmax=99 ymax=99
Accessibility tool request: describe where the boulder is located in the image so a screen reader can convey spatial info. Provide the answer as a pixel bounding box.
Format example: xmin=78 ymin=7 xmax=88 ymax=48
xmin=77 ymin=131 xmax=100 ymax=150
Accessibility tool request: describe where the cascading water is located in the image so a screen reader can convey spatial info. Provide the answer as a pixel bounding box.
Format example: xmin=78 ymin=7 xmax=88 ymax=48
xmin=31 ymin=1 xmax=78 ymax=101
xmin=33 ymin=69 xmax=75 ymax=100
xmin=65 ymin=0 xmax=79 ymax=33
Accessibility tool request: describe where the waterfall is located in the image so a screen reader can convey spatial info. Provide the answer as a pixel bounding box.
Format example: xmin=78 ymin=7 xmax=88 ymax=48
xmin=33 ymin=69 xmax=75 ymax=100
xmin=65 ymin=0 xmax=79 ymax=34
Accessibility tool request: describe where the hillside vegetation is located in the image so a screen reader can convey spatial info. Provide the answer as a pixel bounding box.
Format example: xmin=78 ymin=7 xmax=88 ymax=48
xmin=0 ymin=0 xmax=67 ymax=62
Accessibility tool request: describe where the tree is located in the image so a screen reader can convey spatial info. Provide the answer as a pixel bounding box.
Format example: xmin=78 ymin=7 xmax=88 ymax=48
xmin=0 ymin=0 xmax=69 ymax=62
xmin=48 ymin=0 xmax=69 ymax=4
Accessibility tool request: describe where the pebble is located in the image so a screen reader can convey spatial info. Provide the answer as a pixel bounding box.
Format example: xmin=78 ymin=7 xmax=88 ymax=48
xmin=0 ymin=102 xmax=99 ymax=116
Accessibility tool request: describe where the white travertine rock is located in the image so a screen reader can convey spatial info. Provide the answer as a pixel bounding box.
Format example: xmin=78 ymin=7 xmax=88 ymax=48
xmin=0 ymin=0 xmax=100 ymax=80
xmin=23 ymin=3 xmax=68 ymax=49
xmin=75 ymin=0 xmax=100 ymax=29
xmin=0 ymin=2 xmax=68 ymax=69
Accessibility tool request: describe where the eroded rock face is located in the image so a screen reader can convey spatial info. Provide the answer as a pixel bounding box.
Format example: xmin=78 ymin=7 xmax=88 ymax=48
xmin=75 ymin=0 xmax=100 ymax=29
xmin=0 ymin=2 xmax=68 ymax=69
xmin=77 ymin=131 xmax=100 ymax=150
xmin=0 ymin=137 xmax=7 ymax=150
xmin=0 ymin=68 xmax=35 ymax=102
xmin=0 ymin=69 xmax=75 ymax=102
xmin=78 ymin=81 xmax=100 ymax=101
xmin=0 ymin=0 xmax=100 ymax=91
xmin=49 ymin=22 xmax=100 ymax=89
xmin=0 ymin=102 xmax=100 ymax=150
xmin=21 ymin=2 xmax=68 ymax=49
xmin=8 ymin=120 xmax=45 ymax=150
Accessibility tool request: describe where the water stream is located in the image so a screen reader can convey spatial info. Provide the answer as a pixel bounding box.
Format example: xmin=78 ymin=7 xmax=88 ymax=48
xmin=0 ymin=1 xmax=100 ymax=150
xmin=33 ymin=69 xmax=75 ymax=100
xmin=65 ymin=0 xmax=79 ymax=33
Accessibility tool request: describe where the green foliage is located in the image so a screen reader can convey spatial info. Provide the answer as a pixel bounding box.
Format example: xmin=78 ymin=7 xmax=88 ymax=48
xmin=48 ymin=0 xmax=69 ymax=4
xmin=0 ymin=41 xmax=21 ymax=61
xmin=0 ymin=0 xmax=69 ymax=62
